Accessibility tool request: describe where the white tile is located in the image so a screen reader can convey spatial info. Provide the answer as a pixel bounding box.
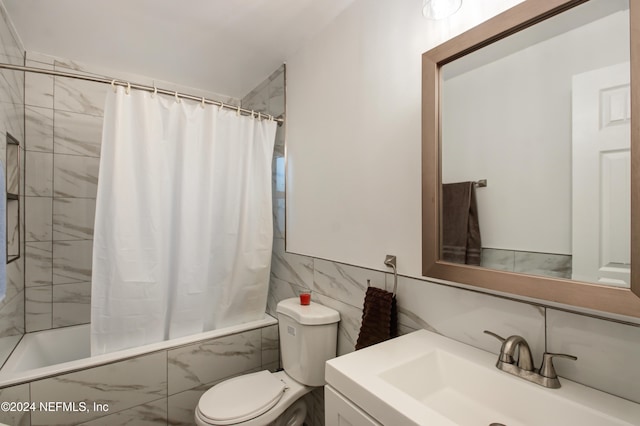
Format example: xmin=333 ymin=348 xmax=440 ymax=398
xmin=0 ymin=68 xmax=25 ymax=105
xmin=25 ymin=106 xmax=54 ymax=152
xmin=52 ymin=282 xmax=91 ymax=327
xmin=25 ymin=151 xmax=53 ymax=196
xmin=25 ymin=285 xmax=52 ymax=332
xmin=0 ymin=334 xmax=21 ymax=370
xmin=271 ymin=238 xmax=313 ymax=289
xmin=0 ymin=8 xmax=23 ymax=65
xmin=26 ymin=51 xmax=56 ymax=67
xmin=53 ymin=198 xmax=96 ymax=240
xmin=78 ymin=398 xmax=167 ymax=425
xmin=53 ymin=240 xmax=93 ymax=284
xmin=25 ymin=73 xmax=54 ymax=109
xmin=396 ymin=276 xmax=546 ymax=362
xmin=54 ymin=110 xmax=103 ymax=157
xmin=54 ymin=77 xmax=106 ymax=117
xmin=0 ymin=383 xmax=30 ymax=426
xmin=261 ymin=324 xmax=279 ymax=367
xmin=167 ymin=386 xmax=209 ymax=426
xmin=547 ymin=309 xmax=640 ymax=403
xmin=272 ymin=146 xmax=285 ymax=191
xmin=267 ymin=274 xmax=306 ymax=317
xmin=313 ymin=259 xmax=385 ymax=309
xmin=267 ymin=73 xmax=285 ymax=118
xmin=25 ymin=197 xmax=53 ymax=241
xmin=25 ymin=241 xmax=53 ymax=287
xmin=53 ymin=55 xmax=167 ymax=93
xmin=31 ymin=352 xmax=167 ymax=425
xmin=273 ymin=197 xmax=285 ymax=239
xmin=53 ymin=154 xmax=100 ymax=198
xmin=313 ymin=292 xmax=362 ymax=356
xmin=0 ymin=289 xmax=25 ymax=336
xmin=168 ymin=329 xmax=262 ymax=395
xmin=0 ymin=102 xmax=25 ymax=143
xmin=514 ymin=251 xmax=572 ymax=279
xmin=242 ymin=87 xmax=268 ymax=114
xmin=480 ymin=248 xmax=514 ymax=272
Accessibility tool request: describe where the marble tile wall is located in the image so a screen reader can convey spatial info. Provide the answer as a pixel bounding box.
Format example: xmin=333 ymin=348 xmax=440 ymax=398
xmin=245 ymin=65 xmax=640 ymax=414
xmin=0 ymin=0 xmax=25 ymax=344
xmin=481 ymin=247 xmax=572 ymax=279
xmin=24 ymin=52 xmax=103 ymax=332
xmin=0 ymin=323 xmax=278 ymax=426
xmin=23 ymin=51 xmax=241 ymax=332
xmin=269 ymin=248 xmax=640 ymax=404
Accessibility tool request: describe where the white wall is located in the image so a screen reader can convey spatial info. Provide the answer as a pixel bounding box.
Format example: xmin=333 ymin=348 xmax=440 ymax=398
xmin=442 ymin=10 xmax=629 ymax=254
xmin=286 ymin=0 xmax=527 ymax=276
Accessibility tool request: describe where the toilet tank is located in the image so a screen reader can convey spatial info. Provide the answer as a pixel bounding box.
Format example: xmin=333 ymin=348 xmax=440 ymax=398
xmin=276 ymin=298 xmax=340 ymax=387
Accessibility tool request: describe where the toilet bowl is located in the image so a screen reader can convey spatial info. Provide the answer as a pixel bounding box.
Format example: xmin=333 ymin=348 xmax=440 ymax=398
xmin=195 ymin=298 xmax=340 ymax=426
xmin=194 ymin=370 xmax=310 ymax=426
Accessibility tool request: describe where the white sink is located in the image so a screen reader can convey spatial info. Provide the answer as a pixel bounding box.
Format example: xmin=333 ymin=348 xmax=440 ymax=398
xmin=325 ymin=330 xmax=640 ymax=426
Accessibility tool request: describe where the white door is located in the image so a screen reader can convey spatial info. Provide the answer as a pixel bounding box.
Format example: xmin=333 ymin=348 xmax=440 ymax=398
xmin=572 ymin=62 xmax=630 ymax=287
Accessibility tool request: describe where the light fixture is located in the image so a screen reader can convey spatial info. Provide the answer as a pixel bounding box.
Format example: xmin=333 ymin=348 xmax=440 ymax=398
xmin=422 ymin=0 xmax=462 ymax=20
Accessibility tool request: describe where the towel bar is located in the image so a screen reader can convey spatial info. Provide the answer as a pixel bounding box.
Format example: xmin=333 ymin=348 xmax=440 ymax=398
xmin=383 ymin=255 xmax=398 ymax=297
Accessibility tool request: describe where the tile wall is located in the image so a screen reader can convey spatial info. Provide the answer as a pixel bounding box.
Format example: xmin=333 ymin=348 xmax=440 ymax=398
xmin=268 ymin=246 xmax=640 ymax=408
xmin=0 ymin=323 xmax=279 ymax=426
xmin=481 ymin=248 xmax=572 ymax=279
xmin=22 ymin=51 xmax=240 ymax=333
xmin=0 ymin=1 xmax=25 ymax=346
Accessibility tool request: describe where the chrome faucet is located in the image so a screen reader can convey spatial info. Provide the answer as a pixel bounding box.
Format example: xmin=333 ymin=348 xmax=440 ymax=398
xmin=484 ymin=330 xmax=576 ymax=389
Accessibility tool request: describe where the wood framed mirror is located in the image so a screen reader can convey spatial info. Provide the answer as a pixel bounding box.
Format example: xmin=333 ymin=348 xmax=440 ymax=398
xmin=422 ymin=0 xmax=640 ymax=318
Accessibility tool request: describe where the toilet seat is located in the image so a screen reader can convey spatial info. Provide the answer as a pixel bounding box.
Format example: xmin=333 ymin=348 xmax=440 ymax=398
xmin=198 ymin=370 xmax=286 ymax=425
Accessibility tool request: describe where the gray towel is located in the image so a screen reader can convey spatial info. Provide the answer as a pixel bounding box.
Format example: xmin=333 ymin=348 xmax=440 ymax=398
xmin=442 ymin=182 xmax=481 ymax=265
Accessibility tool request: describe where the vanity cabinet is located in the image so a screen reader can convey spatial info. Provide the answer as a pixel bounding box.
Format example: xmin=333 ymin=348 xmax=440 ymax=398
xmin=325 ymin=385 xmax=382 ymax=426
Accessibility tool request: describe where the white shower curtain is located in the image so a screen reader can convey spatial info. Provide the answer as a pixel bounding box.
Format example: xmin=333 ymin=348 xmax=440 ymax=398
xmin=91 ymin=87 xmax=277 ymax=355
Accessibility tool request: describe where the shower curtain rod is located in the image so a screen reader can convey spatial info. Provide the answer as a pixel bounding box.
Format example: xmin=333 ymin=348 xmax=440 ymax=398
xmin=0 ymin=62 xmax=284 ymax=124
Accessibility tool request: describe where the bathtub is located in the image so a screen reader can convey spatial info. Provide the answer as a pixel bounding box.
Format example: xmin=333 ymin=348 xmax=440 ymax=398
xmin=0 ymin=315 xmax=277 ymax=388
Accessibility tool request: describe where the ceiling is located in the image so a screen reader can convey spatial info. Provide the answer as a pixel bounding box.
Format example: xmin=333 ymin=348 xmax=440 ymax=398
xmin=3 ymin=0 xmax=356 ymax=99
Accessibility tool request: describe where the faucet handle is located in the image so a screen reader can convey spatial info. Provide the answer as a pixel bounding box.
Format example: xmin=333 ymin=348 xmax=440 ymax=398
xmin=483 ymin=330 xmax=505 ymax=342
xmin=539 ymin=352 xmax=577 ymax=379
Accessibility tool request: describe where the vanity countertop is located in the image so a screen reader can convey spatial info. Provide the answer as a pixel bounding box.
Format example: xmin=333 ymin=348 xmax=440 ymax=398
xmin=325 ymin=330 xmax=640 ymax=426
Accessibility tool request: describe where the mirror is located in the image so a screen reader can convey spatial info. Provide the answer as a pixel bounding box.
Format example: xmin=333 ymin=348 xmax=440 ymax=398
xmin=441 ymin=0 xmax=630 ymax=285
xmin=422 ymin=0 xmax=640 ymax=318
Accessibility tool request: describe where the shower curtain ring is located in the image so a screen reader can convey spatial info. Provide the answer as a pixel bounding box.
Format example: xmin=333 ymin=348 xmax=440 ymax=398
xmin=175 ymin=91 xmax=180 ymax=103
xmin=237 ymin=105 xmax=241 ymax=116
xmin=201 ymin=97 xmax=206 ymax=108
xmin=257 ymin=112 xmax=262 ymax=120
xmin=111 ymin=79 xmax=116 ymax=93
xmin=219 ymin=102 xmax=224 ymax=111
xmin=152 ymin=84 xmax=157 ymax=97
xmin=126 ymin=82 xmax=131 ymax=95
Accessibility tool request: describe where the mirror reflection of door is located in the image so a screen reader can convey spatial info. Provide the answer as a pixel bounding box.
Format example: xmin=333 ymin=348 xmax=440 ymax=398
xmin=572 ymin=62 xmax=630 ymax=286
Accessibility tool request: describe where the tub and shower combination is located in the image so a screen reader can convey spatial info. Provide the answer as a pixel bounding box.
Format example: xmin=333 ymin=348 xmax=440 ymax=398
xmin=0 ymin=315 xmax=279 ymax=425
xmin=0 ymin=316 xmax=277 ymax=386
xmin=0 ymin=63 xmax=282 ymax=424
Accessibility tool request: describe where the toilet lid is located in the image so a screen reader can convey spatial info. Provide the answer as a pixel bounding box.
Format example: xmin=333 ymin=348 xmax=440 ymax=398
xmin=198 ymin=370 xmax=286 ymax=425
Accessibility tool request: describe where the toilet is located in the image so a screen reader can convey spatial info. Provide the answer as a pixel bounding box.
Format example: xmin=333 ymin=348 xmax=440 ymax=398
xmin=195 ymin=298 xmax=340 ymax=426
